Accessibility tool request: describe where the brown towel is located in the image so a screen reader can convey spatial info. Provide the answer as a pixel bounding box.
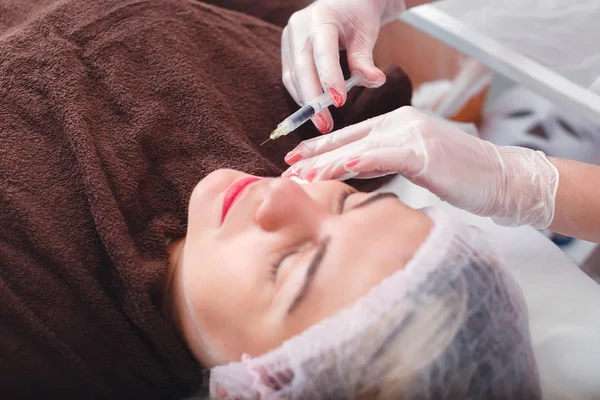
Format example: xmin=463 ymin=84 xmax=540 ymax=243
xmin=201 ymin=0 xmax=312 ymax=27
xmin=0 ymin=0 xmax=412 ymax=398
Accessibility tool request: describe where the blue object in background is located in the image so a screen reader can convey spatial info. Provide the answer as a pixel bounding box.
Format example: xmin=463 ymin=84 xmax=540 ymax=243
xmin=551 ymin=233 xmax=575 ymax=247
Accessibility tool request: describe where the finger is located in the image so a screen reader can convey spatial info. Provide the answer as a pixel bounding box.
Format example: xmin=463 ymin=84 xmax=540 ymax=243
xmin=314 ymin=109 xmax=334 ymax=135
xmin=312 ymin=21 xmax=346 ymax=107
xmin=281 ymin=26 xmax=302 ymax=105
xmin=283 ymin=164 xmax=386 ymax=181
xmin=284 ymin=39 xmax=334 ymax=134
xmin=283 ymin=158 xmax=349 ymax=181
xmin=344 ymin=147 xmax=426 ymax=180
xmin=289 ymin=26 xmax=334 ymax=133
xmin=284 ymin=116 xmax=381 ymax=164
xmin=282 ymin=152 xmax=345 ymax=181
xmin=283 ymin=139 xmax=375 ymax=180
xmin=344 ymin=170 xmax=394 ymax=180
xmin=345 ymin=35 xmax=386 ymax=88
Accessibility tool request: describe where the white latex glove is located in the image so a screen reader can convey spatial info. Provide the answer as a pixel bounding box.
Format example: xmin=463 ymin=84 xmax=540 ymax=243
xmin=283 ymin=107 xmax=559 ymax=229
xmin=281 ymin=0 xmax=405 ymax=133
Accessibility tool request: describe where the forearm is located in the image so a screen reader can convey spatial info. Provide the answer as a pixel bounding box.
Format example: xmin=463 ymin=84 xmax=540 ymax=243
xmin=548 ymin=157 xmax=600 ymax=243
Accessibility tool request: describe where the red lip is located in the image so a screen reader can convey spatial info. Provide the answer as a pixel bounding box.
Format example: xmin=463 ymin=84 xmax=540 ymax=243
xmin=221 ymin=177 xmax=261 ymax=223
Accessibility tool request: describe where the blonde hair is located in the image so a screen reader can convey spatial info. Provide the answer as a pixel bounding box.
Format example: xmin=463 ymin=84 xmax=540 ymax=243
xmin=352 ymin=256 xmax=540 ymax=400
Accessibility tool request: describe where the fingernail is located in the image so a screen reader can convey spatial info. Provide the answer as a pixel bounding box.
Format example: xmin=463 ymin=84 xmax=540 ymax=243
xmin=313 ymin=115 xmax=328 ymax=133
xmin=329 ymin=88 xmax=344 ymax=108
xmin=215 ymin=384 xmax=227 ymax=398
xmin=306 ymin=169 xmax=317 ymax=181
xmin=285 ymin=151 xmax=303 ymax=164
xmin=322 ymin=118 xmax=333 ymax=134
xmin=371 ymin=72 xmax=387 ymax=87
xmin=345 ymin=156 xmax=361 ymax=168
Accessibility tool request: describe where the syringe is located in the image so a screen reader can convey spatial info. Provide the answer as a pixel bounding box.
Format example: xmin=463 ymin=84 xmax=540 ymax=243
xmin=261 ymin=74 xmax=363 ymax=146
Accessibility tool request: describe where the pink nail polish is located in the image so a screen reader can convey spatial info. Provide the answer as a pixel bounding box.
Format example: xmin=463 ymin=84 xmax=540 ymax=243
xmin=285 ymin=152 xmax=303 ymax=164
xmin=314 ymin=115 xmax=328 ymax=133
xmin=329 ymin=88 xmax=344 ymax=108
xmin=215 ymin=384 xmax=227 ymax=398
xmin=323 ymin=118 xmax=333 ymax=134
xmin=346 ymin=156 xmax=360 ymax=168
xmin=306 ymin=169 xmax=317 ymax=181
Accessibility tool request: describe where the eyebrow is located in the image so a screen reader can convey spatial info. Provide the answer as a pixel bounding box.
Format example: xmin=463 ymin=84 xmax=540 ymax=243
xmin=352 ymin=192 xmax=398 ymax=210
xmin=287 ymin=238 xmax=329 ymax=315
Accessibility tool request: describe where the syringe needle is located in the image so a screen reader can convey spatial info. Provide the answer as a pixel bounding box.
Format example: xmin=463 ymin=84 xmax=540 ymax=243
xmin=260 ymin=137 xmax=271 ymax=146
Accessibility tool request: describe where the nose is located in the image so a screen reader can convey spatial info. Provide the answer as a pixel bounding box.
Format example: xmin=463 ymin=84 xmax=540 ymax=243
xmin=255 ymin=178 xmax=326 ymax=233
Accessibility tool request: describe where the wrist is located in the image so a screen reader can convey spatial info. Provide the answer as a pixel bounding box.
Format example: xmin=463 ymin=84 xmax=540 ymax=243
xmin=493 ymin=146 xmax=559 ymax=229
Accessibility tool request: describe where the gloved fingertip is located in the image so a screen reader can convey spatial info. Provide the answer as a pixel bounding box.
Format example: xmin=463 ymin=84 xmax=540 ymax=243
xmin=312 ymin=114 xmax=331 ymax=134
xmin=329 ymin=87 xmax=346 ymax=108
xmin=318 ymin=113 xmax=334 ymax=134
xmin=284 ymin=151 xmax=303 ymax=165
xmin=215 ymin=384 xmax=227 ymax=398
xmin=306 ymin=168 xmax=317 ymax=182
xmin=360 ymin=67 xmax=386 ymax=88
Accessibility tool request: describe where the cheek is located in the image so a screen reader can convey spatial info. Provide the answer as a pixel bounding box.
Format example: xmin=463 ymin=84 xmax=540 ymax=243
xmin=187 ymin=189 xmax=217 ymax=234
xmin=181 ymin=236 xmax=283 ymax=361
xmin=182 ymin=240 xmax=251 ymax=326
xmin=187 ymin=169 xmax=247 ymax=233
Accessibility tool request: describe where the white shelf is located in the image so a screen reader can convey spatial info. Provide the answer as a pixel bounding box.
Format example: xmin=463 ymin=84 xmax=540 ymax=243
xmin=401 ymin=5 xmax=600 ymax=126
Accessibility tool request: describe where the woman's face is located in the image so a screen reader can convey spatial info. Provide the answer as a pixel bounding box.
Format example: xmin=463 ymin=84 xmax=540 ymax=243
xmin=167 ymin=169 xmax=432 ymax=367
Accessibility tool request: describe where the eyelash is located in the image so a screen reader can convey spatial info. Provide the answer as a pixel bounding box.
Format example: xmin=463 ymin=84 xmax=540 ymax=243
xmin=270 ymin=249 xmax=295 ymax=282
xmin=337 ymin=188 xmax=355 ymax=214
xmin=269 ymin=261 xmax=279 ymax=282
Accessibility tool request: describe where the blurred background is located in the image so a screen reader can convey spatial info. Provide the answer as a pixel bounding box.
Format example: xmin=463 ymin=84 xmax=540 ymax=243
xmin=372 ymin=0 xmax=600 ymax=277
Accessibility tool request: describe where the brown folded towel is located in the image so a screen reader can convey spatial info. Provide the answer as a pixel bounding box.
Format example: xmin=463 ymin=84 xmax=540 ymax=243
xmin=0 ymin=0 xmax=412 ymax=398
xmin=201 ymin=0 xmax=312 ymax=27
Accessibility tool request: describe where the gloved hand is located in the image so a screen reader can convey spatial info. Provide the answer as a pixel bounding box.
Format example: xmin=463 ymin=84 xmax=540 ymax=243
xmin=282 ymin=0 xmax=406 ymax=133
xmin=283 ymin=107 xmax=559 ymax=229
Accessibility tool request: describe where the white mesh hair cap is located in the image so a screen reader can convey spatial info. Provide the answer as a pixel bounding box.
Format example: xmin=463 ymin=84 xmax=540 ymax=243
xmin=208 ymin=208 xmax=541 ymax=400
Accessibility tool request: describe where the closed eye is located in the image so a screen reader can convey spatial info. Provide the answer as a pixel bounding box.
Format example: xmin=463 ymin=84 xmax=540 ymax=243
xmin=337 ymin=188 xmax=355 ymax=214
xmin=270 ymin=249 xmax=295 ymax=282
xmin=337 ymin=191 xmax=399 ymax=215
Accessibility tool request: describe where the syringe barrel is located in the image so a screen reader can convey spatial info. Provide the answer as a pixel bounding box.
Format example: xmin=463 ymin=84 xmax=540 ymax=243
xmin=285 ymin=104 xmax=316 ymax=131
